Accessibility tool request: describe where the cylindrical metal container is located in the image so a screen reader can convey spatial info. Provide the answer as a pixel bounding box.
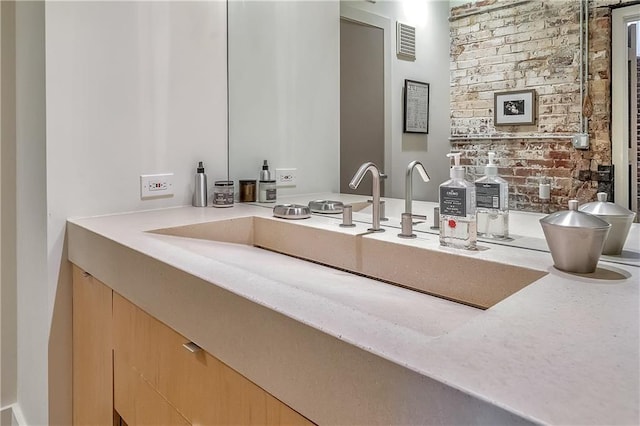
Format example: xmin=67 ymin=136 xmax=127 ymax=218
xmin=540 ymin=200 xmax=611 ymax=273
xmin=192 ymin=162 xmax=207 ymax=207
xmin=578 ymin=192 xmax=636 ymax=255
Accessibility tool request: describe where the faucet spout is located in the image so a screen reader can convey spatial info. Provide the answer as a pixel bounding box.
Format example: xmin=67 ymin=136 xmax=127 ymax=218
xmin=349 ymin=162 xmax=384 ymax=232
xmin=405 ymin=160 xmax=431 ymax=215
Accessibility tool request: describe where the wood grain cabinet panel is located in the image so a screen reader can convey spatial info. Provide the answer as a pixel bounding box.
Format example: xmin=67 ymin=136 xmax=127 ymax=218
xmin=72 ymin=265 xmax=113 ymax=426
xmin=74 ymin=265 xmax=312 ymax=426
xmin=112 ymin=292 xmax=314 ymax=426
xmin=114 ymin=350 xmax=190 ymax=426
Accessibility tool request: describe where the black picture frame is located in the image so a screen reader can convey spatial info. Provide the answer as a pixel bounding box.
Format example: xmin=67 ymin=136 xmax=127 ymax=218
xmin=403 ymin=79 xmax=429 ymax=134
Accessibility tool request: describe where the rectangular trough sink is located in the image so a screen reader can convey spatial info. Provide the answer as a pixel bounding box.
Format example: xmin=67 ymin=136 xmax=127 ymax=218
xmin=149 ymin=216 xmax=547 ymax=310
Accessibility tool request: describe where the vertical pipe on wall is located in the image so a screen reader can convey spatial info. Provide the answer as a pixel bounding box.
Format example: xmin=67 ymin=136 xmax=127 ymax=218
xmin=580 ymin=0 xmax=590 ymax=134
xmin=585 ymin=0 xmax=589 ymax=93
xmin=226 ymin=0 xmax=230 ymax=182
xmin=584 ymin=0 xmax=590 ymax=133
xmin=579 ymin=0 xmax=584 ymax=133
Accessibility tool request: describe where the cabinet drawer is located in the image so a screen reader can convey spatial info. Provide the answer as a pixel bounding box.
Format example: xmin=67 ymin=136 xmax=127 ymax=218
xmin=114 ymin=351 xmax=190 ymax=426
xmin=113 ymin=292 xmax=313 ymax=425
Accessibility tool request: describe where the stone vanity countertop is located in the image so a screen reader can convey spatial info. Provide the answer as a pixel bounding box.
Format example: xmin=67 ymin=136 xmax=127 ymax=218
xmin=67 ymin=194 xmax=639 ymax=425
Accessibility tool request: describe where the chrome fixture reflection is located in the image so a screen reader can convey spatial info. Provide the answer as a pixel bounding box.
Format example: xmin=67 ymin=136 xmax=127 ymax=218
xmin=349 ymin=162 xmax=385 ymax=232
xmin=405 ymin=160 xmax=430 ymax=215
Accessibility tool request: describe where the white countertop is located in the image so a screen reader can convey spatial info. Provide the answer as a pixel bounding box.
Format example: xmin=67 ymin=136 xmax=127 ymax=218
xmin=67 ymin=194 xmax=639 ymax=425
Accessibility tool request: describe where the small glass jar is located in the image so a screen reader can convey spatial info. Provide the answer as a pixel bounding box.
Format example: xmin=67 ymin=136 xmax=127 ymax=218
xmin=258 ymin=180 xmax=277 ymax=203
xmin=239 ymin=179 xmax=257 ymax=202
xmin=212 ymin=180 xmax=234 ymax=207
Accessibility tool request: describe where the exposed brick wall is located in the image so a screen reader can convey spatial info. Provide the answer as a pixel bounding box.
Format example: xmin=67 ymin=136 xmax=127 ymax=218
xmin=449 ymin=0 xmax=633 ymax=213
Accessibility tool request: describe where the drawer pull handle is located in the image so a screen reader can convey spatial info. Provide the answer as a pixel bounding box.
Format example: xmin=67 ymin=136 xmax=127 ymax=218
xmin=182 ymin=342 xmax=202 ymax=353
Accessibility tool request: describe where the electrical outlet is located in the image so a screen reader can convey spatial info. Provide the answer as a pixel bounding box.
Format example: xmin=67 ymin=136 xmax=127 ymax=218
xmin=140 ymin=173 xmax=174 ymax=199
xmin=275 ymin=168 xmax=297 ymax=187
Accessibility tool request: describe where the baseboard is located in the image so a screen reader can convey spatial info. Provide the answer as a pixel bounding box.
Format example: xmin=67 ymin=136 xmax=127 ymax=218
xmin=0 ymin=404 xmax=26 ymax=426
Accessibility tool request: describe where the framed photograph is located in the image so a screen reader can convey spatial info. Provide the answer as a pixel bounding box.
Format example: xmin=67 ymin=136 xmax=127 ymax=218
xmin=494 ymin=89 xmax=536 ymax=126
xmin=403 ymin=79 xmax=429 ymax=133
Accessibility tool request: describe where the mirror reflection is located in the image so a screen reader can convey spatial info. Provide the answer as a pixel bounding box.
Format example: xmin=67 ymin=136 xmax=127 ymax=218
xmin=229 ymin=0 xmax=451 ymax=202
xmin=228 ymin=0 xmax=639 ymax=259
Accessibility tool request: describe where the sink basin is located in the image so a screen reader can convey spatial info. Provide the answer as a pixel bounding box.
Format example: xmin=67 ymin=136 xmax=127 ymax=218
xmin=149 ymin=216 xmax=546 ymax=309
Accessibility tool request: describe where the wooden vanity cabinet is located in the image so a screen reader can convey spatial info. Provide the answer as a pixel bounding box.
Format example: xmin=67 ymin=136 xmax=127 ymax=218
xmin=72 ymin=265 xmax=313 ymax=426
xmin=72 ymin=266 xmax=114 ymax=426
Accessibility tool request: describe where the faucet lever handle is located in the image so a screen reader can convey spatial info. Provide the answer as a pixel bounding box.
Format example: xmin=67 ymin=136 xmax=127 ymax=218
xmin=379 ymin=172 xmax=388 ymax=180
xmin=411 ymin=214 xmax=427 ymax=223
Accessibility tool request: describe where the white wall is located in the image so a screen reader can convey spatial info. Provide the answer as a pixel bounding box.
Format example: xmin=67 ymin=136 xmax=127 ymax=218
xmin=11 ymin=2 xmax=227 ymax=424
xmin=228 ymin=0 xmax=451 ymax=203
xmin=228 ymin=1 xmax=340 ymax=196
xmin=0 ymin=0 xmax=17 ymax=412
xmin=15 ymin=3 xmax=47 ymax=424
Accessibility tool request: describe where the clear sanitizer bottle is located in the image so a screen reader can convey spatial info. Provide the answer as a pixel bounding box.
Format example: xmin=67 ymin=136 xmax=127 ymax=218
xmin=439 ymin=152 xmax=476 ymax=250
xmin=475 ymin=152 xmax=509 ymax=239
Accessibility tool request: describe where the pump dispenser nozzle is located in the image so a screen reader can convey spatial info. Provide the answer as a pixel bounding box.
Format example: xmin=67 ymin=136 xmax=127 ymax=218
xmin=446 ymin=152 xmax=461 ymax=166
xmin=485 ymin=152 xmax=498 ymax=176
xmin=446 ymin=152 xmax=465 ymax=179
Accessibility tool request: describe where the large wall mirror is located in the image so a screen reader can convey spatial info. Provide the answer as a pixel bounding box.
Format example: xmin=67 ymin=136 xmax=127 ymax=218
xmin=227 ymin=0 xmax=639 ymax=265
xmin=228 ymin=0 xmax=452 ymax=203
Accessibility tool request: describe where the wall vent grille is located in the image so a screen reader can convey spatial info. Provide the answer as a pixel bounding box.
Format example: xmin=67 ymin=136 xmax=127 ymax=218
xmin=397 ymin=22 xmax=416 ymax=61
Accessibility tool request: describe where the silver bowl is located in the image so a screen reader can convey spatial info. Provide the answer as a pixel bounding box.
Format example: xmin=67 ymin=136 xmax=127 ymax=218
xmin=308 ymin=200 xmax=344 ymax=214
xmin=273 ymin=204 xmax=310 ymax=220
xmin=578 ymin=193 xmax=636 ymax=255
xmin=540 ymin=200 xmax=611 ymax=273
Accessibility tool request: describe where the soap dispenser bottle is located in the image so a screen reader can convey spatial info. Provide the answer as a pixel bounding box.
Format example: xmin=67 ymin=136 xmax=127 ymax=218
xmin=439 ymin=152 xmax=477 ymax=250
xmin=475 ymin=152 xmax=509 ymax=239
xmin=258 ymin=160 xmax=276 ymax=203
xmin=193 ymin=161 xmax=208 ymax=207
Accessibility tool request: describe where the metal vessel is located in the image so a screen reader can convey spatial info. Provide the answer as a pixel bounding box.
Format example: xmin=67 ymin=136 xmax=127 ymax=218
xmin=578 ymin=193 xmax=635 ymax=255
xmin=273 ymin=204 xmax=311 ymax=220
xmin=540 ymin=200 xmax=610 ymax=273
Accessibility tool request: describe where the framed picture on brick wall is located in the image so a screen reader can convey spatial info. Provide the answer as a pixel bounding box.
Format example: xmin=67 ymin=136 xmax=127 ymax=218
xmin=494 ymin=89 xmax=536 ymax=126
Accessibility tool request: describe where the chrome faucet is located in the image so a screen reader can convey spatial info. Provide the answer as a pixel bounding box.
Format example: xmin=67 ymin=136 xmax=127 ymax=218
xmin=398 ymin=161 xmax=430 ymax=238
xmin=405 ymin=160 xmax=431 ymax=215
xmin=349 ymin=162 xmax=385 ymax=232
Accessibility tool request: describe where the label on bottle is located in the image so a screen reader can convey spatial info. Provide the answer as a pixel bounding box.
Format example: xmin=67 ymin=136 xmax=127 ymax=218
xmin=440 ymin=187 xmax=466 ymax=217
xmin=476 ymin=183 xmax=500 ymax=209
xmin=266 ymin=187 xmax=277 ymax=201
